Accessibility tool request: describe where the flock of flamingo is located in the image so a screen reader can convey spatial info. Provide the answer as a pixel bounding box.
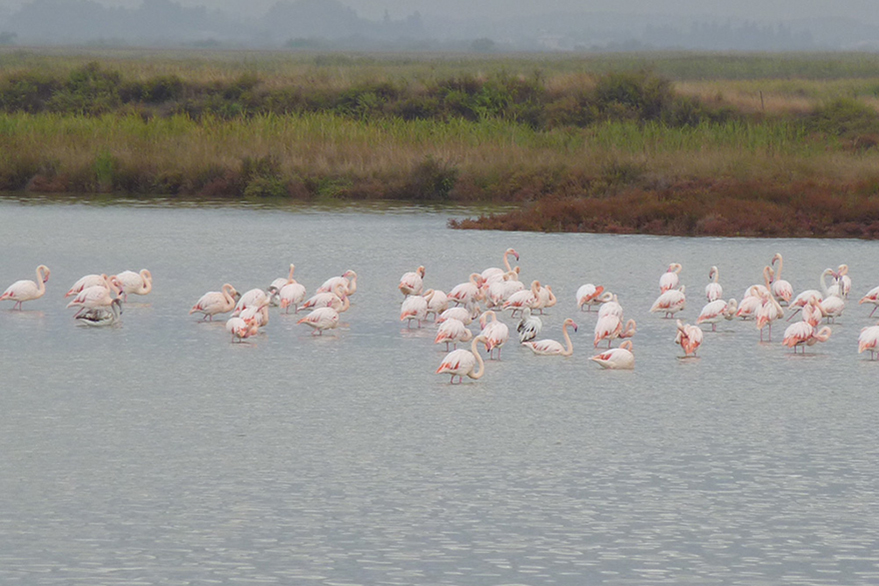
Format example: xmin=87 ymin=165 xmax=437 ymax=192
xmin=3 ymin=247 xmax=879 ymax=383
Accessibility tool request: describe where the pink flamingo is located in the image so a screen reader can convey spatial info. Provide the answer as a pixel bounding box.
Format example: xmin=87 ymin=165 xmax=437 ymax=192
xmin=448 ymin=273 xmax=485 ymax=307
xmin=66 ymin=284 xmax=119 ymax=317
xmin=522 ymin=318 xmax=578 ymax=356
xmin=478 ymin=310 xmax=510 ymax=360
xmin=705 ymin=266 xmax=723 ymax=302
xmin=858 ymin=320 xmax=879 ymax=360
xmin=859 ymin=285 xmax=879 ymax=317
xmin=400 ymin=293 xmax=428 ymax=328
xmin=190 ymin=284 xmax=240 ymax=321
xmin=424 ymin=289 xmax=449 ymax=321
xmin=434 ymin=317 xmax=473 ymax=351
xmin=503 ymin=279 xmax=540 ymax=317
xmin=65 ymin=273 xmax=116 ymax=298
xmin=399 ymin=266 xmax=425 ymax=297
xmin=436 ymin=334 xmax=488 ymax=384
xmin=675 ymin=319 xmax=703 ymax=357
xmin=576 ymin=283 xmax=607 ymax=311
xmin=269 ymin=263 xmax=296 ymax=297
xmin=782 ymin=323 xmax=832 ymax=353
xmin=278 ymin=280 xmax=307 ymax=314
xmin=437 ymin=306 xmax=475 ymax=325
xmin=301 ymin=283 xmax=349 ymax=313
xmin=481 ymin=248 xmax=520 ymax=283
xmin=318 ymin=270 xmax=357 ymax=296
xmin=590 ymin=340 xmax=635 ymax=370
xmin=298 ymin=306 xmax=340 ymax=335
xmin=115 ymin=269 xmax=152 ymax=301
xmin=697 ymin=298 xmax=737 ymax=332
xmin=1 ymin=265 xmax=50 ymax=310
xmin=659 ymin=262 xmax=682 ymax=293
xmin=755 ymin=289 xmax=785 ymax=341
xmin=769 ymin=253 xmax=793 ymax=304
xmin=650 ymin=285 xmax=686 ymax=318
xmin=226 ymin=315 xmax=260 ymax=342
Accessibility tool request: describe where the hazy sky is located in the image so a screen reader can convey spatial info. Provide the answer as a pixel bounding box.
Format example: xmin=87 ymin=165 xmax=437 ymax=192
xmin=1 ymin=0 xmax=877 ymax=24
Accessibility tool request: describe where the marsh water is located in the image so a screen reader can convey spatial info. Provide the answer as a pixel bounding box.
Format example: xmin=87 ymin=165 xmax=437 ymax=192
xmin=2 ymin=197 xmax=879 ymax=585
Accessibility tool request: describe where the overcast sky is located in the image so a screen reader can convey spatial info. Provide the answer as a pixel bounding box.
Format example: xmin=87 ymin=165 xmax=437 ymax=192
xmin=1 ymin=0 xmax=877 ymax=24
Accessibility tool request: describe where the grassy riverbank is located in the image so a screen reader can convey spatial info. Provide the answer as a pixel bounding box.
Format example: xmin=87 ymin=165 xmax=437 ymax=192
xmin=2 ymin=49 xmax=879 ymax=237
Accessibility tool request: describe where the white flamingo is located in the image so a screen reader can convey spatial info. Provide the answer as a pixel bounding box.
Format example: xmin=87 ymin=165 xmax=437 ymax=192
xmin=190 ymin=284 xmax=240 ymax=321
xmin=705 ymin=266 xmax=722 ymax=302
xmin=115 ymin=269 xmax=152 ymax=301
xmin=590 ymin=340 xmax=635 ymax=370
xmin=1 ymin=265 xmax=50 ymax=310
xmin=436 ymin=334 xmax=488 ymax=384
xmin=522 ymin=318 xmax=578 ymax=356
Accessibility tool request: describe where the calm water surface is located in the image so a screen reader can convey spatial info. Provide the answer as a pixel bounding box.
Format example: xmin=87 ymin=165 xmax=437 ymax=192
xmin=2 ymin=199 xmax=879 ymax=585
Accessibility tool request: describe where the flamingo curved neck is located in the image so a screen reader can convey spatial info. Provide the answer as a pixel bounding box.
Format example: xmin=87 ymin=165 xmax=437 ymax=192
xmin=561 ymin=323 xmax=574 ymax=356
xmin=470 ymin=335 xmax=486 ymax=379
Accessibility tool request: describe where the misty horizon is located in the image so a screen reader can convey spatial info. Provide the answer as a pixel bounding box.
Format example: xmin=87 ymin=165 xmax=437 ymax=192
xmin=1 ymin=0 xmax=878 ymax=51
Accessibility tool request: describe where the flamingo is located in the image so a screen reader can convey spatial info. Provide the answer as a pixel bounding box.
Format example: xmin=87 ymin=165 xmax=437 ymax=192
xmin=485 ymin=269 xmax=521 ymax=308
xmin=819 ymin=293 xmax=845 ymax=323
xmin=503 ymin=280 xmax=540 ymax=317
xmin=66 ymin=284 xmax=119 ymax=317
xmin=115 ymin=269 xmax=152 ymax=301
xmin=2 ymin=265 xmax=50 ymax=310
xmin=318 ymin=269 xmax=357 ymax=297
xmin=697 ymin=298 xmax=737 ymax=332
xmin=590 ymin=340 xmax=635 ymax=370
xmin=675 ymin=319 xmax=703 ymax=357
xmin=278 ymin=280 xmax=307 ymax=314
xmin=782 ymin=323 xmax=832 ymax=353
xmin=399 ymin=266 xmax=425 ymax=297
xmin=436 ymin=334 xmax=488 ymax=384
xmin=836 ymin=264 xmax=851 ymax=298
xmin=659 ymin=262 xmax=682 ymax=292
xmin=576 ymin=284 xmax=607 ymax=311
xmin=75 ymin=298 xmax=123 ymax=327
xmin=705 ymin=266 xmax=723 ymax=302
xmin=755 ymin=290 xmax=784 ymax=341
xmin=301 ymin=283 xmax=349 ymax=313
xmin=298 ymin=306 xmax=340 ymax=335
xmin=769 ymin=253 xmax=793 ymax=304
xmin=448 ymin=273 xmax=485 ymax=308
xmin=65 ymin=273 xmax=116 ymax=298
xmin=858 ymin=320 xmax=879 ymax=360
xmin=650 ymin=285 xmax=686 ymax=318
xmin=516 ymin=307 xmax=542 ymax=343
xmin=226 ymin=315 xmax=259 ymax=342
xmin=735 ymin=288 xmax=763 ymax=320
xmin=238 ymin=299 xmax=270 ymax=329
xmin=859 ymin=285 xmax=879 ymax=317
xmin=437 ymin=306 xmax=475 ymax=325
xmin=533 ymin=283 xmax=557 ymax=315
xmin=424 ymin=289 xmax=449 ymax=321
xmin=787 ymin=268 xmax=836 ymax=321
xmin=269 ymin=264 xmax=296 ymax=305
xmin=522 ymin=318 xmax=578 ymax=356
xmin=594 ymin=313 xmax=622 ymax=348
xmin=400 ymin=293 xmax=428 ymax=328
xmin=481 ymin=248 xmax=520 ymax=284
xmin=434 ymin=317 xmax=473 ymax=350
xmin=234 ymin=287 xmax=273 ymax=316
xmin=478 ymin=310 xmax=510 ymax=360
xmin=597 ymin=294 xmax=623 ymax=319
xmin=190 ymin=284 xmax=240 ymax=321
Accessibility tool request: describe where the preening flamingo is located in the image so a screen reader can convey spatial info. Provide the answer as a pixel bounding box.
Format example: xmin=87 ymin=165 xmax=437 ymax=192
xmin=190 ymin=284 xmax=239 ymax=321
xmin=675 ymin=319 xmax=703 ymax=357
xmin=576 ymin=284 xmax=608 ymax=311
xmin=424 ymin=289 xmax=449 ymax=321
xmin=590 ymin=340 xmax=635 ymax=370
xmin=522 ymin=318 xmax=578 ymax=356
xmin=650 ymin=285 xmax=686 ymax=318
xmin=782 ymin=323 xmax=831 ymax=353
xmin=659 ymin=262 xmax=682 ymax=293
xmin=269 ymin=264 xmax=296 ymax=304
xmin=769 ymin=253 xmax=793 ymax=304
xmin=434 ymin=317 xmax=473 ymax=350
xmin=478 ymin=310 xmax=510 ymax=360
xmin=234 ymin=287 xmax=273 ymax=316
xmin=516 ymin=307 xmax=542 ymax=343
xmin=597 ymin=294 xmax=623 ymax=318
xmin=705 ymin=266 xmax=723 ymax=302
xmin=436 ymin=334 xmax=488 ymax=384
xmin=858 ymin=321 xmax=879 ymax=360
xmin=448 ymin=273 xmax=485 ymax=307
xmin=75 ymin=298 xmax=123 ymax=327
xmin=301 ymin=283 xmax=349 ymax=313
xmin=697 ymin=298 xmax=737 ymax=332
xmin=1 ymin=265 xmax=50 ymax=310
xmin=859 ymin=285 xmax=879 ymax=317
xmin=533 ymin=284 xmax=557 ymax=314
xmin=226 ymin=315 xmax=259 ymax=342
xmin=115 ymin=269 xmax=152 ymax=301
xmin=399 ymin=266 xmax=425 ymax=297
xmin=298 ymin=306 xmax=340 ymax=335
xmin=503 ymin=280 xmax=540 ymax=317
xmin=318 ymin=270 xmax=357 ymax=297
xmin=819 ymin=293 xmax=845 ymax=323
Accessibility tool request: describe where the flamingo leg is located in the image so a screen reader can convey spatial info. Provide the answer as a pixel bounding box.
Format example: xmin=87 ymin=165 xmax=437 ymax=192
xmin=870 ymin=306 xmax=878 ymax=317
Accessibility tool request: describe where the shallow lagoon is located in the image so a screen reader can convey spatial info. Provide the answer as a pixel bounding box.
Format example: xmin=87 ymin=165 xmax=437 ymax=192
xmin=2 ymin=198 xmax=879 ymax=585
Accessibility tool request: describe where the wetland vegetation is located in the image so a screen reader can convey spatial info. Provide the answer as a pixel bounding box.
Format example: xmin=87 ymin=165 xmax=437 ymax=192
xmin=2 ymin=49 xmax=879 ymax=237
